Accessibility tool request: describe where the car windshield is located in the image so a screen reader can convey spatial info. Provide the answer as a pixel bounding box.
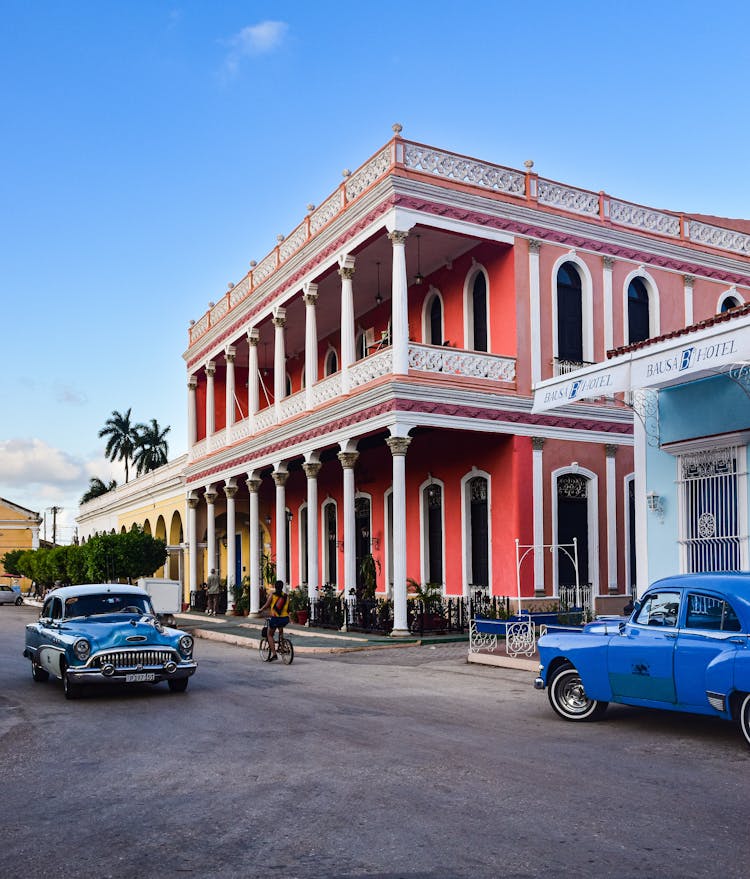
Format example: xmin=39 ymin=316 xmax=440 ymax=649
xmin=63 ymin=594 xmax=153 ymax=619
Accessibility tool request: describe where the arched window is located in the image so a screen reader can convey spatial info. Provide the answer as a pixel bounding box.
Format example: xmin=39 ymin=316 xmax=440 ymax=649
xmin=469 ymin=272 xmax=488 ymax=351
xmin=627 ymin=277 xmax=650 ymax=344
xmin=422 ymin=481 xmax=444 ymax=585
xmin=324 ymin=348 xmax=338 ymax=377
xmin=720 ymin=295 xmax=741 ymax=313
xmin=322 ymin=500 xmax=338 ymax=586
xmin=299 ymin=505 xmax=308 ymax=585
xmin=464 ymin=474 xmax=489 ymax=592
xmin=285 ymin=373 xmax=292 ymax=396
xmin=556 ymin=474 xmax=590 ymax=587
xmin=556 ymin=262 xmax=583 ymax=366
xmin=423 ymin=291 xmax=443 ymax=346
xmin=355 ymin=495 xmax=372 ymax=593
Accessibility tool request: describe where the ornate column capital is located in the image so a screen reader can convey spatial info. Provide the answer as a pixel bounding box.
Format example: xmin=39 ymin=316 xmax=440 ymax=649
xmin=246 ymin=477 xmax=261 ymax=493
xmin=605 ymin=444 xmax=618 ymax=459
xmin=531 ymin=436 xmax=546 ymax=452
xmin=272 ymin=470 xmax=290 ymax=488
xmin=338 ymin=266 xmax=355 ymax=281
xmin=304 ymin=290 xmax=318 ymax=307
xmin=188 ymin=375 xmax=198 ymax=391
xmin=225 ymin=346 xmax=236 ymax=363
xmin=224 ymin=484 xmax=238 ymax=499
xmin=204 ymin=488 xmax=218 ymax=505
xmin=337 ymin=451 xmax=360 ymax=470
xmin=683 ymin=274 xmax=695 ymax=287
xmin=303 ymin=461 xmax=322 ymax=479
xmin=528 ymin=238 xmax=541 ymax=254
xmin=247 ymin=327 xmax=260 ymax=346
xmin=602 ymin=255 xmax=615 ymax=270
xmin=187 ymin=494 xmax=200 ymax=510
xmin=388 ymin=230 xmax=409 ymax=246
xmin=386 ymin=436 xmax=412 ymax=457
xmin=272 ymin=309 xmax=286 ymax=329
xmin=205 ymin=360 xmax=216 ymax=377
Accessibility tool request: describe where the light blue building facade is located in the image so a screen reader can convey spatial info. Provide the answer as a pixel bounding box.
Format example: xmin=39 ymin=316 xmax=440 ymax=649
xmin=534 ymin=308 xmax=750 ymax=596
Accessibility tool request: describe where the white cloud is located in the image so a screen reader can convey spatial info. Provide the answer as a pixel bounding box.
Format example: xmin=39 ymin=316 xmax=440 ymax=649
xmin=223 ymin=20 xmax=288 ymax=77
xmin=0 ymin=438 xmax=84 ymax=486
xmin=55 ymin=383 xmax=88 ymax=405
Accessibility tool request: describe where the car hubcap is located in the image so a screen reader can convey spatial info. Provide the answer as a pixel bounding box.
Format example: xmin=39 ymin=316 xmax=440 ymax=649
xmin=561 ymin=676 xmax=590 ymax=713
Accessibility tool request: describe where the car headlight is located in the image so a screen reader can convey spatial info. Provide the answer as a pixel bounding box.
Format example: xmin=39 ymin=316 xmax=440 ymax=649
xmin=73 ymin=639 xmax=91 ymax=662
xmin=178 ymin=635 xmax=193 ymax=657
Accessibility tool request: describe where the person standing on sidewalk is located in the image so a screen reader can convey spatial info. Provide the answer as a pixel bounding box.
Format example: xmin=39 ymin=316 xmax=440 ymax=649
xmin=206 ymin=569 xmax=221 ymax=615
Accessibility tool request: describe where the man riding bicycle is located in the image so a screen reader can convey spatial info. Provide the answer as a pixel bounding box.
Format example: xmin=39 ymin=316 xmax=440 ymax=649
xmin=260 ymin=580 xmax=289 ymax=662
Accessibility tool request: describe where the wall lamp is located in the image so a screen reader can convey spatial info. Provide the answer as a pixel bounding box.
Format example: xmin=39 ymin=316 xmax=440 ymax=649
xmin=646 ymin=490 xmax=664 ymax=522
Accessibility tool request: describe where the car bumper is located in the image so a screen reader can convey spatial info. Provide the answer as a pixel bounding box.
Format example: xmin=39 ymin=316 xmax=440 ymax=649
xmin=66 ymin=661 xmax=197 ymax=686
xmin=533 ymin=676 xmax=546 ymax=690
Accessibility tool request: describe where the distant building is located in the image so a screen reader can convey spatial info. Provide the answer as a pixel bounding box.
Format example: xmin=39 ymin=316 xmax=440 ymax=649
xmin=0 ymin=498 xmax=42 ymax=591
xmin=79 ymin=128 xmax=750 ymax=627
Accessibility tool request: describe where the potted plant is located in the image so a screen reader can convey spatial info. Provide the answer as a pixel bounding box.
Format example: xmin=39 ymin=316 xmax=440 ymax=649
xmin=288 ymin=587 xmax=309 ymax=625
xmin=232 ymin=578 xmax=249 ymax=616
xmin=359 ymin=553 xmax=380 ymax=601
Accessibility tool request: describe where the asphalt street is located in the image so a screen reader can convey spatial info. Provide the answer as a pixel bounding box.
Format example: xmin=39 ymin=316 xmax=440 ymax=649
xmin=1 ymin=604 xmax=748 ymax=879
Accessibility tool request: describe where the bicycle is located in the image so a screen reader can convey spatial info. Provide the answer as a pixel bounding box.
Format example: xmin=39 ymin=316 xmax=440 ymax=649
xmin=259 ymin=624 xmax=294 ymax=665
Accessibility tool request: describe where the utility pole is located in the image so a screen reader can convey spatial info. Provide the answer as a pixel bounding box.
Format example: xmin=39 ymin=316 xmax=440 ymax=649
xmin=48 ymin=506 xmax=62 ymax=546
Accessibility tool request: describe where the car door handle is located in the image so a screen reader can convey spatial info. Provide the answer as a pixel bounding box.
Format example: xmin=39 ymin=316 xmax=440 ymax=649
xmin=728 ymin=636 xmax=747 ymax=646
xmin=665 ymin=632 xmax=677 ymax=639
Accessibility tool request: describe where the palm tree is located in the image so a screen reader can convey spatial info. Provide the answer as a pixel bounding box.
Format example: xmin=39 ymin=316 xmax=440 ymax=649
xmin=98 ymin=408 xmax=139 ymax=483
xmin=133 ymin=418 xmax=171 ymax=476
xmin=80 ymin=477 xmax=118 ymax=504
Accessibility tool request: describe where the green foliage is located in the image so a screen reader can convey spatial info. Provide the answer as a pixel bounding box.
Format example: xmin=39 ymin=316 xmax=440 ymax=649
xmin=80 ymin=477 xmax=118 ymax=504
xmin=132 ymin=418 xmax=171 ymax=476
xmin=262 ymin=553 xmax=276 ymax=585
xmin=410 ymin=580 xmax=443 ymax=612
xmin=1 ymin=549 xmax=25 ymax=576
xmin=358 ymin=553 xmax=380 ymax=600
xmin=288 ymin=587 xmax=309 ymax=614
xmin=99 ymin=408 xmax=139 ymax=484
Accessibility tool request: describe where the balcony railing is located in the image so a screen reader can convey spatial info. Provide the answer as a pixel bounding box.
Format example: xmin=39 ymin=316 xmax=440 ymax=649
xmin=553 ymin=358 xmax=594 ymax=377
xmin=190 ymin=344 xmax=517 ymax=460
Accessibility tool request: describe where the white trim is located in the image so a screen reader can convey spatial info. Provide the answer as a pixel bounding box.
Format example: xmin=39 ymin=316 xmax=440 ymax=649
xmin=605 ymin=452 xmax=617 ymax=593
xmin=623 ymin=473 xmax=635 ymax=595
xmin=602 ymin=257 xmax=614 ymax=357
xmin=463 ymin=263 xmax=491 ymax=352
xmin=550 ymin=465 xmax=600 ymax=597
xmin=634 ymin=415 xmax=649 ymax=596
xmin=683 ymin=275 xmax=694 ymax=326
xmin=421 ymin=286 xmax=445 ymax=346
xmin=418 ymin=477 xmax=446 ymax=590
xmin=460 ymin=468 xmax=492 ymax=598
xmin=550 ymin=252 xmax=594 ymax=364
xmin=528 ymin=244 xmax=542 ymax=385
xmin=717 ymin=286 xmax=744 ymax=314
xmin=623 ymin=268 xmax=660 ymax=346
xmin=324 ymin=346 xmax=338 ymax=377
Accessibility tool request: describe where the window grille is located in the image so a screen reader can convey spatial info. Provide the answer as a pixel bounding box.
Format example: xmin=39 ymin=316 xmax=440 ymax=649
xmin=678 ymin=446 xmax=746 ymax=572
xmin=557 ymin=474 xmax=588 ymax=499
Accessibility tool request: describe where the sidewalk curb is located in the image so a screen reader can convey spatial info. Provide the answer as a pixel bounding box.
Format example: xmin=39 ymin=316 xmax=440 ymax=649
xmin=189 ymin=626 xmax=420 ymax=654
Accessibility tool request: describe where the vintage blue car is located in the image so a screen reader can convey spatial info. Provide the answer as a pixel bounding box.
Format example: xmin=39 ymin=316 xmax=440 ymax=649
xmin=24 ymin=583 xmax=197 ymax=699
xmin=534 ymin=572 xmax=750 ymax=747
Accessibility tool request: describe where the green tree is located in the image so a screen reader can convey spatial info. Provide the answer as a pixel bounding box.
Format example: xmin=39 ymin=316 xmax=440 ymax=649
xmin=98 ymin=408 xmax=138 ymax=484
xmin=1 ymin=549 xmax=25 ymax=576
xmin=133 ymin=418 xmax=171 ymax=476
xmin=80 ymin=476 xmax=118 ymax=504
xmin=84 ymin=526 xmax=166 ymax=583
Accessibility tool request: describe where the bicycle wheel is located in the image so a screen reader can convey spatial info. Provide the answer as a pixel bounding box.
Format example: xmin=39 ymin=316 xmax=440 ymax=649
xmin=258 ymin=637 xmax=271 ymax=662
xmin=279 ymin=635 xmax=294 ymax=665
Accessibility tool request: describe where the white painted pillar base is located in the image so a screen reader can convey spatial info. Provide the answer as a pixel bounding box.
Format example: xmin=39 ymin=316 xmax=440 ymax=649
xmin=387 ymin=435 xmax=411 ymax=635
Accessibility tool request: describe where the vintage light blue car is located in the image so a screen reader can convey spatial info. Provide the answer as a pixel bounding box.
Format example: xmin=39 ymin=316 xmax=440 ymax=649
xmin=23 ymin=584 xmax=197 ymax=699
xmin=534 ymin=573 xmax=750 ymax=747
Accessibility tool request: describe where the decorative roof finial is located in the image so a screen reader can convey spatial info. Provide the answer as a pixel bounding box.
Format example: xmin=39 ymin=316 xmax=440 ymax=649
xmin=524 ymin=159 xmax=534 ymax=171
xmin=392 ymin=122 xmax=403 ymax=136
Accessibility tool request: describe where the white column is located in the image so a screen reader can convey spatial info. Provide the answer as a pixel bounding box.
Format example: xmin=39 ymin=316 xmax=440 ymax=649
xmin=338 ymin=449 xmax=359 ymax=594
xmin=303 ymin=460 xmax=322 ymax=599
xmin=528 ymin=240 xmax=542 ymax=386
xmin=273 ymin=308 xmax=286 ymax=419
xmin=602 ymin=256 xmax=614 ymax=353
xmin=633 ymin=395 xmax=650 ymax=598
xmin=531 ymin=437 xmax=545 ymax=594
xmin=224 ymin=480 xmax=237 ymax=609
xmin=273 ymin=466 xmax=289 ymax=584
xmin=247 ymin=328 xmax=260 ymax=428
xmin=339 ymin=255 xmax=356 ymax=392
xmin=31 ymin=523 xmax=40 ymax=550
xmin=605 ymin=445 xmax=618 ymax=594
xmin=683 ymin=274 xmax=695 ymax=326
xmin=205 ymin=361 xmax=216 ymax=437
xmin=247 ymin=475 xmax=262 ymax=615
xmin=187 ymin=493 xmax=199 ymax=595
xmin=204 ymin=486 xmax=217 ymax=587
xmin=304 ymin=284 xmax=319 ymax=410
xmin=225 ymin=346 xmax=236 ymax=437
xmin=187 ymin=376 xmax=198 ymax=447
xmin=389 ymin=230 xmax=409 ymax=375
xmin=387 ymin=435 xmax=411 ymax=635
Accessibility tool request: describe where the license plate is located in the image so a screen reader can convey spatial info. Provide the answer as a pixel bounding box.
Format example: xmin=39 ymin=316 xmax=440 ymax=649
xmin=125 ymin=673 xmax=155 ymax=683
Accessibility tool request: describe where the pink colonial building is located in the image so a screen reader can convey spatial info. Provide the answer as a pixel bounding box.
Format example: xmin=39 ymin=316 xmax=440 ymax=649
xmin=182 ymin=125 xmax=749 ymax=633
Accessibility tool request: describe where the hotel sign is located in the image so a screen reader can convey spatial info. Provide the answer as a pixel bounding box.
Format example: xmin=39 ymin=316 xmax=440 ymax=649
xmin=632 ymin=338 xmax=738 ymax=385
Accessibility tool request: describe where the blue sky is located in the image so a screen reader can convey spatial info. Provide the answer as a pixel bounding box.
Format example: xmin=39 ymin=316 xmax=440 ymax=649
xmin=1 ymin=1 xmax=749 ymax=542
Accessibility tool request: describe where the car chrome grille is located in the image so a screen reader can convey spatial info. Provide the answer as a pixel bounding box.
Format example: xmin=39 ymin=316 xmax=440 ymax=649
xmin=95 ymin=649 xmax=176 ymax=669
xmin=706 ymin=691 xmax=726 ymax=712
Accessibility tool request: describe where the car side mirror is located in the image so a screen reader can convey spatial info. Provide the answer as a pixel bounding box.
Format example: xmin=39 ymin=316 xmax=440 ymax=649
xmin=39 ymin=616 xmax=52 ymax=626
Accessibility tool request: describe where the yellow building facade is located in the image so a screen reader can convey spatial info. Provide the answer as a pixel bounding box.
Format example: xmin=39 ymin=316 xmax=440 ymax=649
xmin=0 ymin=497 xmax=42 ymax=592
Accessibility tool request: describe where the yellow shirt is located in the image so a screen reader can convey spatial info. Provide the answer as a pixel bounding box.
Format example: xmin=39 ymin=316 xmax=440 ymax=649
xmin=270 ymin=593 xmax=290 ymax=617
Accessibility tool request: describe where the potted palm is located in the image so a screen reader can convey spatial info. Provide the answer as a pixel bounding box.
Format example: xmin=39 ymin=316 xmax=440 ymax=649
xmin=288 ymin=587 xmax=309 ymax=625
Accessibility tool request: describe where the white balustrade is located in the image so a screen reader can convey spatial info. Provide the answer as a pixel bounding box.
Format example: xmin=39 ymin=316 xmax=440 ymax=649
xmin=279 ymin=224 xmax=308 ymax=262
xmin=537 ymin=180 xmax=599 ymax=216
xmin=408 ymin=344 xmax=516 ymax=382
xmin=688 ymin=220 xmax=750 ymax=255
xmin=191 ymin=437 xmax=208 ymax=460
xmin=190 ymin=313 xmax=209 ymax=343
xmin=208 ymin=429 xmax=226 ymax=452
xmin=254 ymin=407 xmax=277 ymax=432
xmin=404 ymin=144 xmax=525 ymax=196
xmin=253 ymin=251 xmax=278 ymax=285
xmin=310 ymin=372 xmax=342 ymax=406
xmin=609 ymin=200 xmax=680 ymax=237
xmin=349 ymin=349 xmax=393 ymax=389
xmin=229 ymin=277 xmax=250 ymax=307
xmin=309 ymin=191 xmax=344 ymax=234
xmin=210 ymin=297 xmax=229 ymax=323
xmin=278 ymin=390 xmax=307 ymax=421
xmin=345 ymin=146 xmax=392 ymax=201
